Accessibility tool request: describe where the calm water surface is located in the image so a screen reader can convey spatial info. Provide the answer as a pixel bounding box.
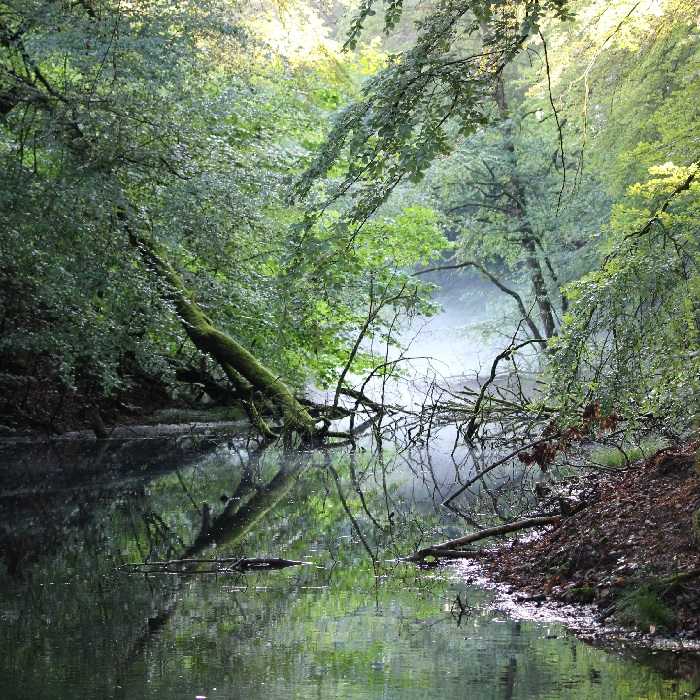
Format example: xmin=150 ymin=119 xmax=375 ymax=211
xmin=0 ymin=437 xmax=697 ymax=699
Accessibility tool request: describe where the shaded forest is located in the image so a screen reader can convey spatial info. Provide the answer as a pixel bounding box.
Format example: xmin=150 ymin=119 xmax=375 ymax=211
xmin=1 ymin=0 xmax=700 ymax=661
xmin=1 ymin=0 xmax=697 ymax=446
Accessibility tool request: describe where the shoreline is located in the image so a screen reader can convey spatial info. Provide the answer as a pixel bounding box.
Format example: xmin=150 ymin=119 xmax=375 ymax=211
xmin=468 ymin=444 xmax=700 ymax=647
xmin=0 ymin=408 xmax=249 ymax=445
xmin=458 ymin=557 xmax=700 ymax=654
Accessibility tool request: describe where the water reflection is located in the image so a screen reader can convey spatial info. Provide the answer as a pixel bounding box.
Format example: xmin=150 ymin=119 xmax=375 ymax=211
xmin=0 ymin=438 xmax=697 ymax=700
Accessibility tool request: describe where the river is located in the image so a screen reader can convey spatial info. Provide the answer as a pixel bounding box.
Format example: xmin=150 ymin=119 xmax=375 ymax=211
xmin=1 ymin=280 xmax=699 ymax=698
xmin=0 ymin=433 xmax=698 ymax=700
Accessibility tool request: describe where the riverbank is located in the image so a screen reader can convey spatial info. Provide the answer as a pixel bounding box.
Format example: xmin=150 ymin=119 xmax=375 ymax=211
xmin=480 ymin=443 xmax=700 ymax=640
xmin=0 ymin=355 xmax=250 ymax=438
xmin=0 ymin=409 xmax=248 ymax=445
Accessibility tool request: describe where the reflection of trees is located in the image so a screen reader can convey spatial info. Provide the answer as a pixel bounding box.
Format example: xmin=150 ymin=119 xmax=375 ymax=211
xmin=116 ymin=439 xmax=449 ymax=666
xmin=2 ymin=437 xmax=698 ymax=699
xmin=499 ymin=657 xmax=518 ymax=700
xmin=106 ymin=444 xmax=328 ymax=684
xmin=0 ymin=436 xmax=317 ymax=694
xmin=184 ymin=450 xmax=309 ymax=556
xmin=0 ymin=436 xmax=221 ymax=574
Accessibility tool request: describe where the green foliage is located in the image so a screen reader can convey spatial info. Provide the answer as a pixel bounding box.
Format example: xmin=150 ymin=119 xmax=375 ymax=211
xmin=2 ymin=0 xmax=698 ymax=439
xmin=276 ymin=203 xmax=447 ymax=386
xmin=455 ymin=0 xmax=700 ymax=433
xmin=589 ymin=438 xmax=667 ymax=469
xmin=296 ymin=0 xmax=574 ymax=224
xmin=615 ymin=585 xmax=676 ymax=631
xmin=572 ymin=0 xmax=700 ymax=194
xmin=548 ymin=162 xmax=700 ymax=429
xmin=417 ymin=84 xmax=609 ymax=332
xmin=0 ymin=0 xmax=447 ymax=411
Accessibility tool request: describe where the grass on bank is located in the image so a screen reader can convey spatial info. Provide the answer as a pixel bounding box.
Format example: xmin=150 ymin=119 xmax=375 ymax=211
xmin=589 ymin=438 xmax=667 ymax=469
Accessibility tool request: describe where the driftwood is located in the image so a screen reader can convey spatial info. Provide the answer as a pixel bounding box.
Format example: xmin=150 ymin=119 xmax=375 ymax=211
xmin=407 ymin=515 xmax=562 ymax=562
xmin=118 ymin=556 xmax=310 ymax=575
xmin=233 ymin=557 xmax=310 ymax=572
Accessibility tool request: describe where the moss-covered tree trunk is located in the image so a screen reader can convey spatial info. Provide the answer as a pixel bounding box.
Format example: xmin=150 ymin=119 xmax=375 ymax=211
xmin=130 ymin=232 xmax=317 ymax=440
xmin=184 ymin=457 xmax=308 ymax=555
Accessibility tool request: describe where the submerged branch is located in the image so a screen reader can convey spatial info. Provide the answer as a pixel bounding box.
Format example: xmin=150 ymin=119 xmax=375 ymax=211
xmin=119 ymin=556 xmax=310 ymax=575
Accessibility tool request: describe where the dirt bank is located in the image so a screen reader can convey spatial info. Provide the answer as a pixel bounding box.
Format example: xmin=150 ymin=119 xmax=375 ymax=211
xmin=481 ymin=443 xmax=700 ymax=639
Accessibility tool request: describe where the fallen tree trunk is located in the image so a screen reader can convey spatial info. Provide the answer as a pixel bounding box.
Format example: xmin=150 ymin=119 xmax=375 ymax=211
xmin=661 ymin=567 xmax=700 ymax=589
xmin=130 ymin=232 xmax=317 ymax=440
xmin=183 ymin=456 xmax=309 ymax=556
xmin=408 ymin=515 xmax=561 ymax=562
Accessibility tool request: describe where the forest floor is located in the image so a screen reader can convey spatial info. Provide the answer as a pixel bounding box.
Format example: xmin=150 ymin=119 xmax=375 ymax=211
xmin=480 ymin=442 xmax=700 ymax=640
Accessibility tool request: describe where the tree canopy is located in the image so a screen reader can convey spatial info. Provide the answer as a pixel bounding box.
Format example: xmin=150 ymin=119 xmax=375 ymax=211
xmin=0 ymin=0 xmax=698 ymax=444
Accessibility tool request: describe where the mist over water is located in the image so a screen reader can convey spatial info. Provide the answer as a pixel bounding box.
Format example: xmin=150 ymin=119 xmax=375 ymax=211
xmin=352 ymin=272 xmax=521 ymax=495
xmin=313 ymin=272 xmax=515 ymax=417
xmin=398 ymin=272 xmax=512 ymax=383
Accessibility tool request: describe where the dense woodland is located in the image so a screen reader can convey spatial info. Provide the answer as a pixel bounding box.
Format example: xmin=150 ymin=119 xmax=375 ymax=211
xmin=0 ymin=0 xmax=698 ymax=449
xmin=1 ymin=2 xmax=700 ymax=675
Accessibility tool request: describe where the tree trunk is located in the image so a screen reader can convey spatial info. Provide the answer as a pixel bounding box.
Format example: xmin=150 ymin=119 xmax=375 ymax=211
xmin=494 ymin=79 xmax=558 ymax=339
xmin=184 ymin=455 xmax=309 ymax=555
xmin=130 ymin=232 xmax=317 ymax=440
xmin=521 ymin=235 xmax=557 ymax=338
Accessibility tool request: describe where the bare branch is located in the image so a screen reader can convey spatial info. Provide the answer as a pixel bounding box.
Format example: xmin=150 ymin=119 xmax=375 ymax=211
xmin=414 ymin=260 xmax=545 ymax=344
